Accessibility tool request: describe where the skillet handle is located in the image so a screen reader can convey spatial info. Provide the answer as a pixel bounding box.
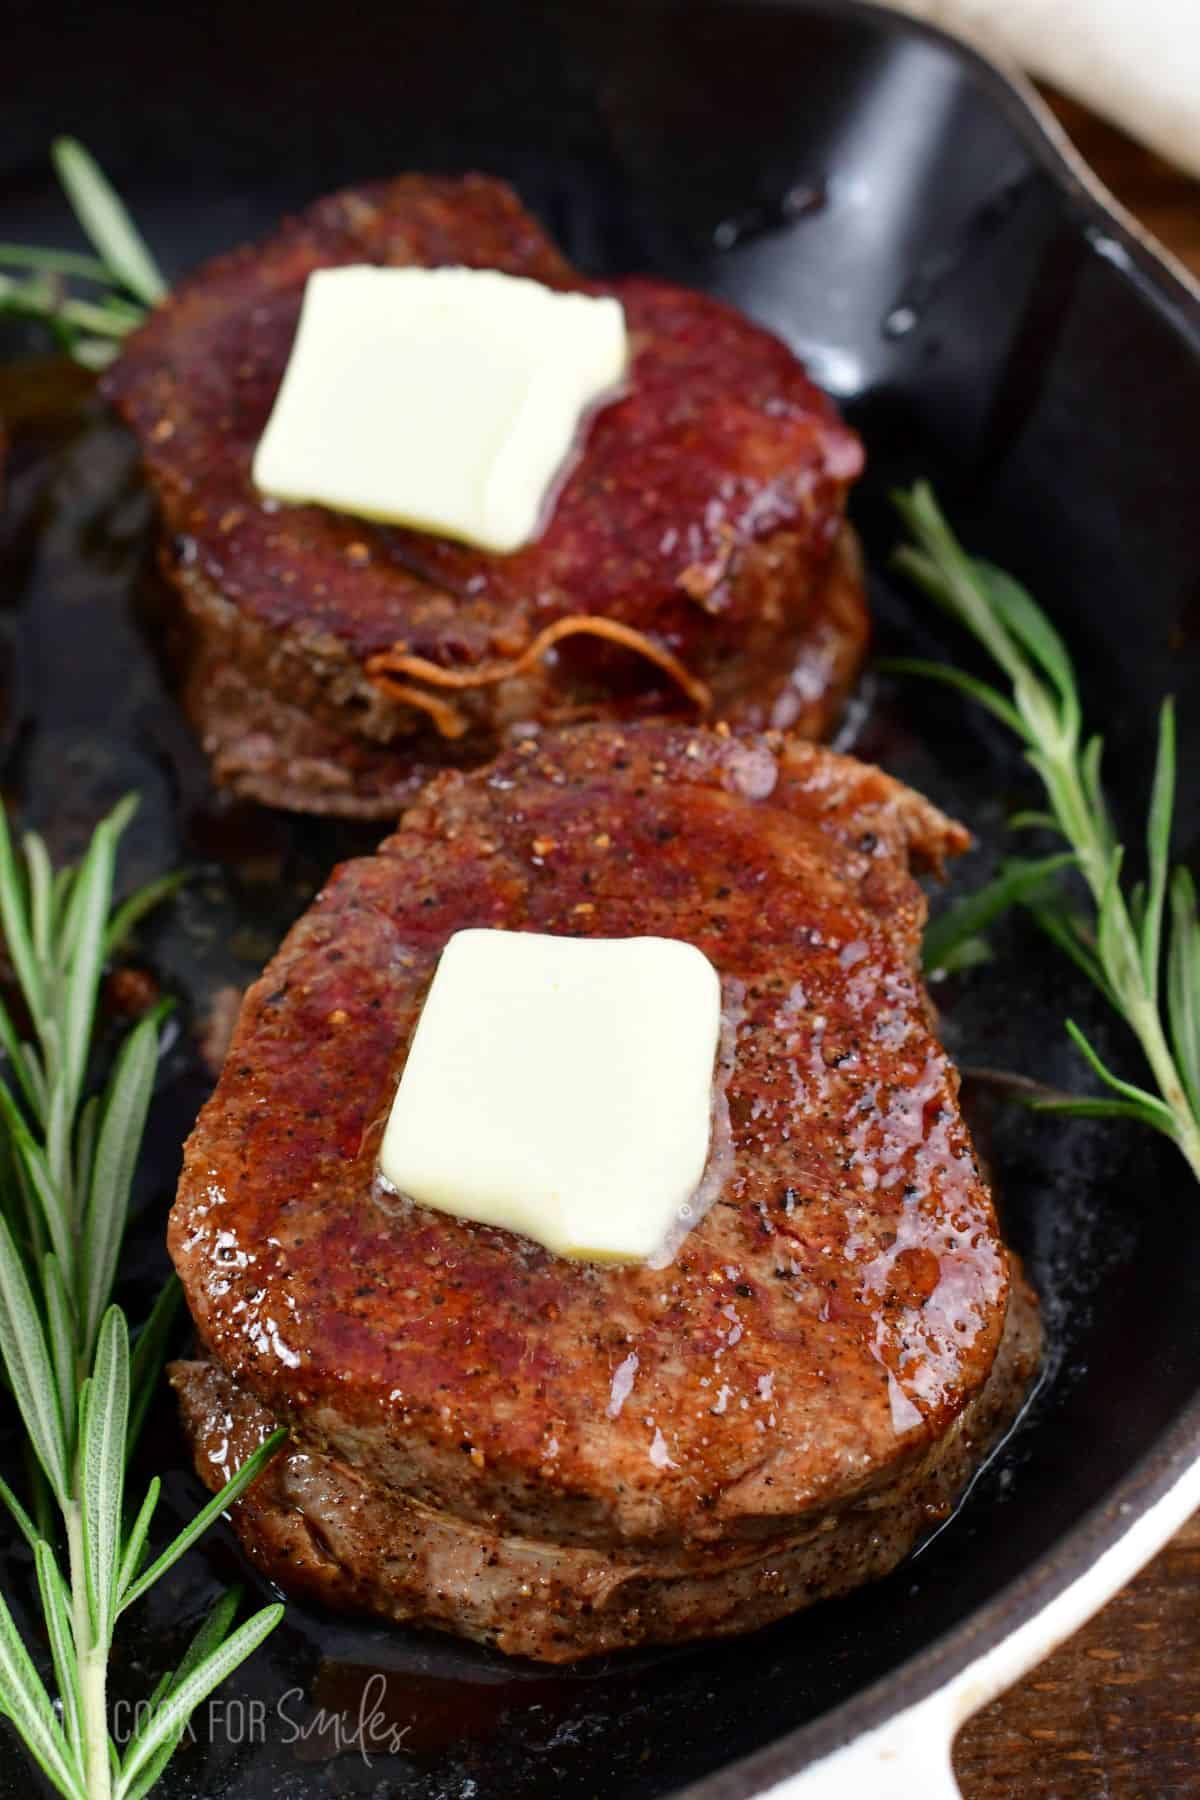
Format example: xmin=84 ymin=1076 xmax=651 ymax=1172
xmin=765 ymin=1449 xmax=1200 ymax=1799
xmin=765 ymin=1686 xmax=962 ymax=1798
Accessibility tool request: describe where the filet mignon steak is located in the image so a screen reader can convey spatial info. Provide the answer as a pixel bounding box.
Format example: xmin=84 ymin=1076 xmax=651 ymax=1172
xmin=169 ymin=722 xmax=1039 ymax=1659
xmin=103 ymin=176 xmax=868 ymax=817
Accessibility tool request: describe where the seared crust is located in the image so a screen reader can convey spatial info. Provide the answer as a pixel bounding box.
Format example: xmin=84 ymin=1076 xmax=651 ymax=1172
xmin=174 ymin=522 xmax=868 ymax=817
xmin=170 ymin=1267 xmax=1039 ymax=1661
xmin=170 ymin=721 xmax=1029 ymax=1591
xmin=102 ymin=175 xmax=867 ymax=816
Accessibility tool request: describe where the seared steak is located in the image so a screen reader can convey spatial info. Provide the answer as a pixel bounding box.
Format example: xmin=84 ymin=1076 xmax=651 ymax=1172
xmin=173 ymin=1274 xmax=1037 ymax=1660
xmin=169 ymin=722 xmax=1038 ymax=1659
xmin=103 ymin=176 xmax=867 ymax=817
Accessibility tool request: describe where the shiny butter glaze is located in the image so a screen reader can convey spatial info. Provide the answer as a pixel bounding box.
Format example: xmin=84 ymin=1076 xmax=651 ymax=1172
xmin=170 ymin=1265 xmax=1040 ymax=1662
xmin=169 ymin=723 xmax=1009 ymax=1554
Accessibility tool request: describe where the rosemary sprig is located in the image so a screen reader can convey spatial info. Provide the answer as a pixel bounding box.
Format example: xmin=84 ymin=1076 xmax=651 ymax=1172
xmin=0 ymin=800 xmax=284 ymax=1800
xmin=0 ymin=140 xmax=164 ymax=369
xmin=923 ymin=852 xmax=1077 ymax=977
xmin=893 ymin=481 xmax=1200 ymax=1174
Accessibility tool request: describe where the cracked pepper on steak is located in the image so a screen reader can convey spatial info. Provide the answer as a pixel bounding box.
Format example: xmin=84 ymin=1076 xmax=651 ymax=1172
xmin=102 ymin=174 xmax=868 ymax=817
xmin=169 ymin=722 xmax=1039 ymax=1660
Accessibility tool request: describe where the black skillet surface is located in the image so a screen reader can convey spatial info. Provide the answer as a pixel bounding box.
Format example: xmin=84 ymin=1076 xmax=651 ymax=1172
xmin=1 ymin=1 xmax=1199 ymax=1795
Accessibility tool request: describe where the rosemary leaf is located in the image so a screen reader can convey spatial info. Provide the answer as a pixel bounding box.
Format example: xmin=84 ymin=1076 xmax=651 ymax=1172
xmin=0 ymin=806 xmax=47 ymax=1032
xmin=1029 ymin=1095 xmax=1171 ymax=1124
xmin=892 ymin=494 xmax=1029 ymax=688
xmin=51 ymin=139 xmax=167 ymax=308
xmin=81 ymin=1308 xmax=129 ymax=1647
xmin=894 ymin=484 xmax=1200 ymax=1180
xmin=924 ymin=853 xmax=1075 ymax=975
xmin=115 ymin=1478 xmax=160 ymax=1603
xmin=0 ymin=244 xmax=110 ymax=281
xmin=98 ymin=292 xmax=144 ymax=325
xmin=0 ymin=994 xmax=43 ymax=1118
xmin=1129 ymin=878 xmax=1148 ymax=940
xmin=25 ymin=1456 xmax=56 ymax=1549
xmin=1080 ymin=734 xmax=1117 ymax=863
xmin=19 ymin=1044 xmax=49 ymax=1122
xmin=1024 ymin=897 xmax=1118 ymax=1011
xmin=974 ymin=559 xmax=1078 ymax=721
xmin=68 ymin=339 xmax=121 ymax=371
xmin=52 ymin=297 xmax=141 ymax=339
xmin=24 ymin=833 xmax=54 ymax=966
xmin=73 ymin=1097 xmax=100 ymax=1230
xmin=120 ymin=1428 xmax=288 ymax=1614
xmin=81 ymin=1019 xmax=158 ymax=1362
xmin=934 ymin=935 xmax=992 ymax=976
xmin=106 ymin=871 xmax=189 ymax=956
xmin=1168 ymin=869 xmax=1200 ymax=1118
xmin=119 ymin=1589 xmax=241 ymax=1800
xmin=0 ymin=800 xmax=282 ymax=1799
xmin=45 ymin=1079 xmax=75 ymax=1233
xmin=1061 ymin=1019 xmax=1178 ymax=1132
xmin=0 ymin=1084 xmax=77 ymax=1278
xmin=114 ymin=1605 xmax=284 ymax=1800
xmin=33 ymin=1539 xmax=83 ymax=1766
xmin=166 ymin=1587 xmax=242 ymax=1694
xmin=0 ymin=1585 xmax=85 ymax=1800
xmin=878 ymin=655 xmax=1029 ymax=741
xmin=0 ymin=1213 xmax=69 ymax=1501
xmin=60 ymin=807 xmax=121 ymax=1121
xmin=1143 ymin=700 xmax=1176 ymax=996
xmin=0 ymin=1472 xmax=40 ymax=1554
xmin=0 ymin=142 xmax=160 ymax=370
xmin=41 ymin=1254 xmax=76 ymax=1429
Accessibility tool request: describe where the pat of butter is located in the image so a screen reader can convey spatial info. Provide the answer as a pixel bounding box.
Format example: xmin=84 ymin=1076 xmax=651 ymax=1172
xmin=251 ymin=266 xmax=627 ymax=553
xmin=380 ymin=929 xmax=721 ymax=1263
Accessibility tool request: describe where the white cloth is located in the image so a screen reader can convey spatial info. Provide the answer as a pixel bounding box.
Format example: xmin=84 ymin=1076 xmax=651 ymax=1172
xmin=889 ymin=0 xmax=1200 ymax=178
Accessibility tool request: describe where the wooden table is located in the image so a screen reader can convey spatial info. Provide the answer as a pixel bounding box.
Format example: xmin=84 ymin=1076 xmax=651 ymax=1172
xmin=954 ymin=93 xmax=1200 ymax=1799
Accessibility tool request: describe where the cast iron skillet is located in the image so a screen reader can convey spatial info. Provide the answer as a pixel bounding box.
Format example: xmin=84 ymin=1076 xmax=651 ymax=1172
xmin=1 ymin=1 xmax=1199 ymax=1795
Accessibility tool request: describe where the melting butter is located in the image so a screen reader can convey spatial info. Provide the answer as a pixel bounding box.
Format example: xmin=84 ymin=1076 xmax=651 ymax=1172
xmin=252 ymin=265 xmax=627 ymax=552
xmin=379 ymin=928 xmax=721 ymax=1262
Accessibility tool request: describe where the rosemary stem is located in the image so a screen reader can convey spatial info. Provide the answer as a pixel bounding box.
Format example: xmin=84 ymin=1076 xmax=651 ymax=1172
xmin=894 ymin=483 xmax=1200 ymax=1181
xmin=1047 ymin=746 xmax=1200 ymax=1175
xmin=0 ymin=798 xmax=282 ymax=1798
xmin=1130 ymin=997 xmax=1200 ymax=1181
xmin=67 ymin=1500 xmax=112 ymax=1800
xmin=80 ymin=1650 xmax=112 ymax=1800
xmin=1049 ymin=753 xmax=1107 ymax=897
